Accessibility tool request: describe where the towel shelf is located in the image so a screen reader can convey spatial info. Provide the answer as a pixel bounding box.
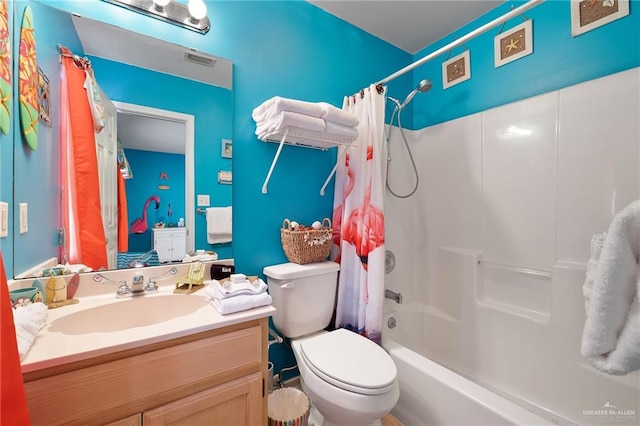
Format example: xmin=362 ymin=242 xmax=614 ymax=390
xmin=260 ymin=126 xmax=357 ymax=195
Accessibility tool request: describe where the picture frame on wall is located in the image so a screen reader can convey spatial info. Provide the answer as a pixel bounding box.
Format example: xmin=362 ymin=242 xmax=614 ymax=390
xmin=571 ymin=0 xmax=629 ymax=37
xmin=221 ymin=138 xmax=232 ymax=159
xmin=494 ymin=20 xmax=533 ymax=68
xmin=442 ymin=50 xmax=471 ymax=89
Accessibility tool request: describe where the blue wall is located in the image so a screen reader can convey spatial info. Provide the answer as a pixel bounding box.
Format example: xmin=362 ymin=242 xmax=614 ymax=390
xmin=0 ymin=0 xmax=14 ymax=268
xmin=409 ymin=0 xmax=640 ymax=130
xmin=89 ymin=56 xmax=233 ymax=258
xmin=124 ymin=149 xmax=185 ymax=252
xmin=12 ymin=1 xmax=84 ymax=275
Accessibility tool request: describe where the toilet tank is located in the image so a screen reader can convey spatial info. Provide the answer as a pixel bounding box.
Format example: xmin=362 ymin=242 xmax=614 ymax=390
xmin=263 ymin=261 xmax=340 ymax=338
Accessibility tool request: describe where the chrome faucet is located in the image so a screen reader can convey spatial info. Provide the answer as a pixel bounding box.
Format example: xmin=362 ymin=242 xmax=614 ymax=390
xmin=93 ymin=266 xmax=177 ymax=298
xmin=384 ymin=289 xmax=403 ymax=304
xmin=145 ymin=267 xmax=179 ymax=293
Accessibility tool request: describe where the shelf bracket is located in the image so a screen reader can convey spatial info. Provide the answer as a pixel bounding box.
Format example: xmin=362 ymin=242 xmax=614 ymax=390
xmin=261 ymin=128 xmax=289 ymax=194
xmin=320 ymin=144 xmax=350 ymax=196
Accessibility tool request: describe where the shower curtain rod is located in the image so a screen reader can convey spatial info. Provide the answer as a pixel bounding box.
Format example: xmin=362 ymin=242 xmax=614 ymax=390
xmin=375 ymin=0 xmax=544 ymax=86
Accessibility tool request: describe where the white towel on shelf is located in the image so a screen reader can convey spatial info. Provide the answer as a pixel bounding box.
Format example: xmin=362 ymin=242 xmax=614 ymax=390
xmin=207 ymin=292 xmax=273 ymax=315
xmin=324 ymin=120 xmax=360 ymax=139
xmin=12 ymin=302 xmax=48 ymax=360
xmin=204 ymin=278 xmax=267 ymax=300
xmin=206 ymin=206 xmax=232 ymax=244
xmin=581 ymin=199 xmax=640 ymax=375
xmin=256 ymin=111 xmax=326 ymax=138
xmin=319 ymin=102 xmax=359 ymax=127
xmin=252 ymin=96 xmax=325 ymax=123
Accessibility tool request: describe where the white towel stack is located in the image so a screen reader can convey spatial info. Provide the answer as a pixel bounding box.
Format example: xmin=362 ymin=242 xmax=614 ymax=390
xmin=252 ymin=96 xmax=359 ymax=141
xmin=204 ymin=275 xmax=272 ymax=315
xmin=581 ymin=199 xmax=640 ymax=375
xmin=12 ymin=302 xmax=48 ymax=360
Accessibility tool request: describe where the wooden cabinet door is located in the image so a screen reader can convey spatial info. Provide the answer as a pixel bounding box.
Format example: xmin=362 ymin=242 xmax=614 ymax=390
xmin=143 ymin=373 xmax=264 ymax=426
xmin=104 ymin=413 xmax=142 ymax=426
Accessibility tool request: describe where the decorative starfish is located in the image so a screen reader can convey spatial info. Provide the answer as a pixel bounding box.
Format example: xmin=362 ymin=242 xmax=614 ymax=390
xmin=588 ymin=0 xmax=598 ymax=7
xmin=505 ymin=38 xmax=519 ymax=53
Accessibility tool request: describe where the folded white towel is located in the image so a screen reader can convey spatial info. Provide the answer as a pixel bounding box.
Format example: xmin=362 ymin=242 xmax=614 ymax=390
xmin=12 ymin=302 xmax=48 ymax=360
xmin=252 ymin=96 xmax=325 ymax=123
xmin=206 ymin=206 xmax=232 ymax=244
xmin=324 ymin=120 xmax=360 ymax=139
xmin=319 ymin=102 xmax=359 ymax=127
xmin=207 ymin=292 xmax=273 ymax=315
xmin=204 ymin=278 xmax=267 ymax=299
xmin=182 ymin=253 xmax=218 ymax=263
xmin=581 ymin=200 xmax=640 ymax=375
xmin=256 ymin=111 xmax=326 ymax=138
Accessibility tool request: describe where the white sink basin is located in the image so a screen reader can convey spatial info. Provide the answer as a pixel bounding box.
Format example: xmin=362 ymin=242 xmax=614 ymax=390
xmin=48 ymin=295 xmax=208 ymax=335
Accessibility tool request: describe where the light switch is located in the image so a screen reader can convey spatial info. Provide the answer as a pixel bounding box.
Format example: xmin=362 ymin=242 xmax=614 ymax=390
xmin=197 ymin=194 xmax=210 ymax=206
xmin=19 ymin=203 xmax=28 ymax=234
xmin=0 ymin=202 xmax=8 ymax=238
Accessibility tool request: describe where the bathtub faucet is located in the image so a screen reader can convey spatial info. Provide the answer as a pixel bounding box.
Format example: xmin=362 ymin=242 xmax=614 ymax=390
xmin=385 ymin=289 xmax=403 ymax=304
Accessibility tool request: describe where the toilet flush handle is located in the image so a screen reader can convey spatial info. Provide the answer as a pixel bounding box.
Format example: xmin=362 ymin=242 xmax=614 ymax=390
xmin=280 ymin=281 xmax=295 ymax=289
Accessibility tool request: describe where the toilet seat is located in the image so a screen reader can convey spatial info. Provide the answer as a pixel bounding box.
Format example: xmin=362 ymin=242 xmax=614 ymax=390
xmin=299 ymin=329 xmax=397 ymax=396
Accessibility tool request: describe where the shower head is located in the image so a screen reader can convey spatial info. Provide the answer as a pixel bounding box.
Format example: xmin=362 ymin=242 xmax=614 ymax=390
xmin=400 ymin=79 xmax=432 ymax=108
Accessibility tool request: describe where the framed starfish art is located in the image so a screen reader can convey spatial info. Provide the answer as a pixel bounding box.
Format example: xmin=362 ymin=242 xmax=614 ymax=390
xmin=442 ymin=50 xmax=471 ymax=90
xmin=494 ymin=20 xmax=533 ymax=68
xmin=571 ymin=0 xmax=629 ymax=37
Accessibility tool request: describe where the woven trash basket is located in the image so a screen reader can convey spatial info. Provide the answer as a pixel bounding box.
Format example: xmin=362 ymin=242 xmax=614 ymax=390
xmin=281 ymin=218 xmax=332 ymax=264
xmin=268 ymin=387 xmax=310 ymax=426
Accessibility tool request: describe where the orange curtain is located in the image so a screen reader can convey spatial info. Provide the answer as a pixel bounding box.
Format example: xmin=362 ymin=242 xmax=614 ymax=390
xmin=0 ymin=253 xmax=31 ymax=424
xmin=62 ymin=56 xmax=107 ymax=270
xmin=117 ymin=165 xmax=128 ymax=252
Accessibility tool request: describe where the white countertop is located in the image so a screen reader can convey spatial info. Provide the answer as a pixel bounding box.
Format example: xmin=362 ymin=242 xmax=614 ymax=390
xmin=21 ymin=284 xmax=275 ymax=374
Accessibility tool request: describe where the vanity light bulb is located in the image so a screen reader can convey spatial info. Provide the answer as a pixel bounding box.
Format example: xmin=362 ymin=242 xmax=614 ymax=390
xmin=187 ymin=0 xmax=207 ymax=21
xmin=153 ymin=0 xmax=171 ymax=11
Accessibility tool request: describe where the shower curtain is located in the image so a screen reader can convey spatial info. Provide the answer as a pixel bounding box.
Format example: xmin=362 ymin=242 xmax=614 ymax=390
xmin=60 ymin=50 xmax=108 ymax=270
xmin=332 ymin=84 xmax=386 ymax=343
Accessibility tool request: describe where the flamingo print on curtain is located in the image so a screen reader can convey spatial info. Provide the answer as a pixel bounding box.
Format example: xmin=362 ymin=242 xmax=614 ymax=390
xmin=332 ymin=84 xmax=386 ymax=344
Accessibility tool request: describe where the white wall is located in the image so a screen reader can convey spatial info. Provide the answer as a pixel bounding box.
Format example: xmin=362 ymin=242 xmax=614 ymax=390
xmin=384 ymin=67 xmax=640 ymax=425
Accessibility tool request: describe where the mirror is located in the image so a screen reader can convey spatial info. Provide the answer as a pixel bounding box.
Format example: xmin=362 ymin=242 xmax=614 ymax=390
xmin=12 ymin=1 xmax=233 ymax=278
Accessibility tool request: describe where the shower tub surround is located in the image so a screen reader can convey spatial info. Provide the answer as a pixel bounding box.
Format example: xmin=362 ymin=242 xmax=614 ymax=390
xmin=383 ymin=68 xmax=640 ymax=425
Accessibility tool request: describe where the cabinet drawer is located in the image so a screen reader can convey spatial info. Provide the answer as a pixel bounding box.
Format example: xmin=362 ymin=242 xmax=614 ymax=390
xmin=25 ymin=325 xmax=264 ymax=425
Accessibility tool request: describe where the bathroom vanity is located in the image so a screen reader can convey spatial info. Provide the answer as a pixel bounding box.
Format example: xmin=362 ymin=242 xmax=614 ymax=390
xmin=19 ymin=274 xmax=274 ymax=426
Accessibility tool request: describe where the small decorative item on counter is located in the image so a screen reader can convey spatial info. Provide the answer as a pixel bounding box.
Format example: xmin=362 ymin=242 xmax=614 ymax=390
xmin=281 ymin=218 xmax=332 ymax=264
xmin=43 ymin=275 xmax=79 ymax=309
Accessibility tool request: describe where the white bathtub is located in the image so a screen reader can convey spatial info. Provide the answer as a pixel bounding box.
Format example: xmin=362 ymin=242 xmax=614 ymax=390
xmin=382 ymin=306 xmax=554 ymax=425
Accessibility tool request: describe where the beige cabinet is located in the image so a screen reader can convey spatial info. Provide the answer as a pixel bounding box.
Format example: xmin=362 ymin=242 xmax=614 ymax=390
xmin=24 ymin=319 xmax=268 ymax=426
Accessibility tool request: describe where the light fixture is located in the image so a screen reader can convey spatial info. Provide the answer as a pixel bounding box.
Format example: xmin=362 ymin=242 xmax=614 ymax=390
xmin=101 ymin=0 xmax=210 ymax=34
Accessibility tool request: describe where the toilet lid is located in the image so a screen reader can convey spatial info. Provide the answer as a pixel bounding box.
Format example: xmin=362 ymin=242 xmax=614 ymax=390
xmin=299 ymin=329 xmax=397 ymax=395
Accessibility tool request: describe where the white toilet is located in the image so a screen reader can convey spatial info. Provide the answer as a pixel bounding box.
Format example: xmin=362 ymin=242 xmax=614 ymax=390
xmin=264 ymin=261 xmax=399 ymax=426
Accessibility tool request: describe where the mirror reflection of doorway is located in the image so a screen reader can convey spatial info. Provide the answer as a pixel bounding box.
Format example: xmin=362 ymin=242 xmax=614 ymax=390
xmin=113 ymin=102 xmax=195 ymax=264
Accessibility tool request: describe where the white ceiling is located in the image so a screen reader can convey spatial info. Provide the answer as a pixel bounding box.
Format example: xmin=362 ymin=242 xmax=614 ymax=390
xmin=308 ymin=0 xmax=503 ymax=54
xmin=117 ymin=112 xmax=185 ymax=154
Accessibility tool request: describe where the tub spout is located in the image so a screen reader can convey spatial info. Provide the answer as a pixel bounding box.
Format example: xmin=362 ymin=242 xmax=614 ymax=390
xmin=385 ymin=289 xmax=403 ymax=304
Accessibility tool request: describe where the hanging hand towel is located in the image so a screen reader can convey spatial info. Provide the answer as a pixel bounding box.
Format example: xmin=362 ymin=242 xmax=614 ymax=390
xmin=207 ymin=292 xmax=273 ymax=315
xmin=581 ymin=199 xmax=640 ymax=375
xmin=206 ymin=206 xmax=232 ymax=244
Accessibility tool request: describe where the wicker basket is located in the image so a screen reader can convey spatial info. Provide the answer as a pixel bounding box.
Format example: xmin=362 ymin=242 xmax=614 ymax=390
xmin=281 ymin=218 xmax=332 ymax=264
